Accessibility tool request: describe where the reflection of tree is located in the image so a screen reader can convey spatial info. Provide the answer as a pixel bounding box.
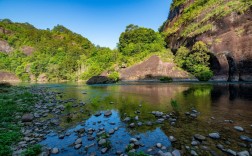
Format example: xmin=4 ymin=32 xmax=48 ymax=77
xmin=174 ymin=84 xmax=213 ymax=117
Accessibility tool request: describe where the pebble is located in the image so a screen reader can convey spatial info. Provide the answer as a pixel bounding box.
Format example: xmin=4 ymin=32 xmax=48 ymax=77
xmin=190 ymin=114 xmax=197 ymax=118
xmin=104 ymin=111 xmax=112 ymax=117
xmin=226 ymin=149 xmax=237 ymax=156
xmin=74 ymin=144 xmax=82 ymax=149
xmin=130 ymin=138 xmax=137 ymax=143
xmin=191 ymin=141 xmax=199 ymax=146
xmin=240 ymin=135 xmax=252 ymax=142
xmin=216 ymin=144 xmax=224 ymax=150
xmin=123 ymin=117 xmax=131 ymax=122
xmin=156 ymin=143 xmax=162 ymax=148
xmin=58 ymin=134 xmax=64 ymax=139
xmin=169 ymin=136 xmax=177 ymax=142
xmin=129 ymin=123 xmax=135 ymax=128
xmin=94 ymin=112 xmax=101 ymax=117
xmin=101 ymin=147 xmax=108 ymax=154
xmin=237 ymin=150 xmax=250 ymax=156
xmin=158 ymin=151 xmax=172 ymax=156
xmin=75 ymin=138 xmax=82 ymax=145
xmin=194 ymin=134 xmax=206 ymax=141
xmin=98 ymin=139 xmax=106 ymax=146
xmin=137 ymin=122 xmax=143 ymax=126
xmin=51 ymin=148 xmax=59 ymax=154
xmin=209 ymin=133 xmax=220 ymax=139
xmin=234 ymin=126 xmax=244 ymax=132
xmin=109 ymin=129 xmax=115 ymax=134
xmin=172 ymin=149 xmax=181 ymax=156
xmin=191 ymin=150 xmax=198 ymax=156
xmin=116 ymin=151 xmax=122 ymax=155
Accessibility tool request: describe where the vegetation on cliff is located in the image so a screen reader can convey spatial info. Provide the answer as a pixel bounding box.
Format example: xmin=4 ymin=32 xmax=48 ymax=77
xmin=175 ymin=41 xmax=213 ymax=81
xmin=164 ymin=0 xmax=252 ymax=39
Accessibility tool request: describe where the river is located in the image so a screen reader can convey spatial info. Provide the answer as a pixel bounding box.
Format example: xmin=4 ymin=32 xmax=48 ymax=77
xmin=33 ymin=82 xmax=252 ymax=155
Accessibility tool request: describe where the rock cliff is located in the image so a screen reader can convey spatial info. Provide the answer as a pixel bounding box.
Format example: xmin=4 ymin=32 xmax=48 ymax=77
xmin=119 ymin=55 xmax=194 ymax=81
xmin=162 ymin=0 xmax=252 ymax=81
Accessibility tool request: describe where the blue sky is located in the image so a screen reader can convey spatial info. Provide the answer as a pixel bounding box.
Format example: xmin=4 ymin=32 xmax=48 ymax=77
xmin=0 ymin=0 xmax=172 ymax=49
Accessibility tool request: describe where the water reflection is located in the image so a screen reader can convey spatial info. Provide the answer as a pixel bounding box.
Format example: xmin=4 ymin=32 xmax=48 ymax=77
xmin=38 ymin=82 xmax=252 ymax=155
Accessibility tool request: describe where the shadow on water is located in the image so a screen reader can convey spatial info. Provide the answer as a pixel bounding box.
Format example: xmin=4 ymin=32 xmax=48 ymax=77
xmin=37 ymin=82 xmax=252 ymax=155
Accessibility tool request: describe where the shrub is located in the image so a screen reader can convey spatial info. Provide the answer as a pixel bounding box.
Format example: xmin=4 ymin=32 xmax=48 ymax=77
xmin=108 ymin=71 xmax=120 ymax=82
xmin=174 ymin=46 xmax=190 ymax=68
xmin=21 ymin=144 xmax=42 ymax=156
xmin=159 ymin=76 xmax=172 ymax=82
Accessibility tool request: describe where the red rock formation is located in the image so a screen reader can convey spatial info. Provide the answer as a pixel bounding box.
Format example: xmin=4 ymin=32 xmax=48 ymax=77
xmin=119 ymin=55 xmax=194 ymax=81
xmin=163 ymin=2 xmax=252 ymax=81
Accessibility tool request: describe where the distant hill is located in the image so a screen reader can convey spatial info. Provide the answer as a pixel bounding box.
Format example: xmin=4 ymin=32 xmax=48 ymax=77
xmin=0 ymin=19 xmax=116 ymax=82
xmin=0 ymin=20 xmax=185 ymax=82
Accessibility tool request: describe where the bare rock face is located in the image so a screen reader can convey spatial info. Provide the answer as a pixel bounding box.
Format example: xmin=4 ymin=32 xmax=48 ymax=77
xmin=0 ymin=40 xmax=13 ymax=53
xmin=37 ymin=73 xmax=48 ymax=82
xmin=119 ymin=55 xmax=194 ymax=81
xmin=21 ymin=46 xmax=35 ymax=55
xmin=163 ymin=3 xmax=252 ymax=81
xmin=0 ymin=71 xmax=20 ymax=82
xmin=86 ymin=76 xmax=115 ymax=85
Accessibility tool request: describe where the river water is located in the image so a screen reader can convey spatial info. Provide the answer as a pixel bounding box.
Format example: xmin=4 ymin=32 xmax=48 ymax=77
xmin=36 ymin=82 xmax=252 ymax=155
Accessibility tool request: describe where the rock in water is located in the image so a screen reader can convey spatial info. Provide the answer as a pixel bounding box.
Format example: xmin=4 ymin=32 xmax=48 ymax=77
xmin=51 ymin=148 xmax=59 ymax=154
xmin=74 ymin=144 xmax=82 ymax=149
xmin=156 ymin=143 xmax=162 ymax=148
xmin=104 ymin=111 xmax=112 ymax=117
xmin=98 ymin=139 xmax=106 ymax=146
xmin=21 ymin=113 xmax=34 ymax=122
xmin=75 ymin=138 xmax=82 ymax=145
xmin=101 ymin=148 xmax=108 ymax=154
xmin=86 ymin=76 xmax=115 ymax=85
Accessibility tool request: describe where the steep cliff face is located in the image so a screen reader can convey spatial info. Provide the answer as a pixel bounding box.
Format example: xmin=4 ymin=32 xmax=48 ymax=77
xmin=163 ymin=0 xmax=252 ymax=81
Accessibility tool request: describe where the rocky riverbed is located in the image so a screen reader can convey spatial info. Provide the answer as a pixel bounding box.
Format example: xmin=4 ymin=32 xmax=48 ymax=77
xmin=1 ymin=83 xmax=252 ymax=156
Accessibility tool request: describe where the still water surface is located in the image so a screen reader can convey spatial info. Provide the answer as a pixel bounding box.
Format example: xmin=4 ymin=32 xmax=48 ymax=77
xmin=37 ymin=82 xmax=252 ymax=155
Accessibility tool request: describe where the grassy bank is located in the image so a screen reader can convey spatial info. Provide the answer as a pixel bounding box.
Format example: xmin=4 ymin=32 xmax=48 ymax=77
xmin=0 ymin=83 xmax=40 ymax=156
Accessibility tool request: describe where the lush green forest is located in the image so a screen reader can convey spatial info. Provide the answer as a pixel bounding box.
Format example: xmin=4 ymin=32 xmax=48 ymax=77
xmin=0 ymin=20 xmax=173 ymax=82
xmin=0 ymin=19 xmax=214 ymax=82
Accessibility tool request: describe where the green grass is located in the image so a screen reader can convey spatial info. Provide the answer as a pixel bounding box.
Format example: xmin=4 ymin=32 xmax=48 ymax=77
xmin=0 ymin=85 xmax=40 ymax=156
xmin=21 ymin=144 xmax=42 ymax=156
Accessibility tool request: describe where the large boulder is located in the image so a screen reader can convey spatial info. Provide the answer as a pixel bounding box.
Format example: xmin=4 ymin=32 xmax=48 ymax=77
xmin=86 ymin=76 xmax=115 ymax=85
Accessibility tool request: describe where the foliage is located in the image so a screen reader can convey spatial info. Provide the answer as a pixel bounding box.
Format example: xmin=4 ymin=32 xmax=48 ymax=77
xmin=159 ymin=76 xmax=172 ymax=82
xmin=128 ymin=151 xmax=150 ymax=156
xmin=171 ymin=99 xmax=180 ymax=115
xmin=174 ymin=46 xmax=190 ymax=68
xmin=118 ymin=24 xmax=166 ymax=56
xmin=174 ymin=41 xmax=213 ymax=81
xmin=0 ymin=21 xmax=174 ymax=82
xmin=21 ymin=144 xmax=42 ymax=156
xmin=108 ymin=71 xmax=120 ymax=82
xmin=164 ymin=0 xmax=252 ymax=38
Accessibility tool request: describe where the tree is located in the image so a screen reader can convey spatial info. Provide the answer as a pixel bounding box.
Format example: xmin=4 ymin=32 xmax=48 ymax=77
xmin=174 ymin=46 xmax=189 ymax=68
xmin=118 ymin=25 xmax=165 ymax=55
xmin=175 ymin=41 xmax=213 ymax=81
